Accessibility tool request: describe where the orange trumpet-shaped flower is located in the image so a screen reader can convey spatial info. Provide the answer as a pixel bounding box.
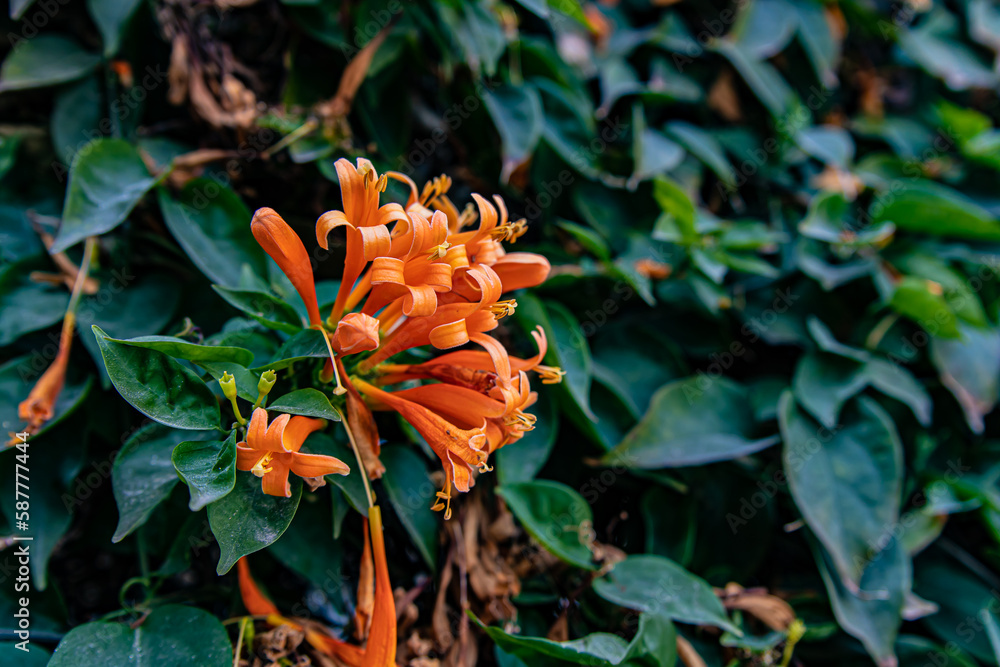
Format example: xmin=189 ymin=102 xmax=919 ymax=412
xmin=236 ymin=506 xmax=396 ymax=666
xmin=236 ymin=408 xmax=349 ymax=497
xmin=353 ymin=378 xmax=489 ymax=519
xmin=251 ymin=208 xmax=322 ymax=327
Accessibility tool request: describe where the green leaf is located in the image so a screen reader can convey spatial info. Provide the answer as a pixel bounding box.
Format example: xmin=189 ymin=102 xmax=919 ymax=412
xmin=889 ymin=276 xmax=962 ymax=339
xmin=0 ymin=642 xmax=48 ymax=665
xmin=816 ymin=536 xmax=909 ymax=667
xmin=604 ymin=377 xmax=777 ymax=469
xmin=51 ymin=75 xmax=103 ymax=166
xmin=477 ymin=611 xmax=677 ymax=666
xmin=157 ymin=181 xmax=267 ymax=288
xmin=93 ymin=325 xmax=221 ymax=430
xmin=262 ymin=328 xmax=329 ymax=371
xmin=665 ymin=121 xmax=736 ymax=186
xmin=871 ymin=181 xmax=1000 ymax=241
xmin=482 ymin=84 xmax=543 ymax=183
xmin=112 ymin=423 xmax=199 ymax=542
xmin=517 ymin=296 xmax=594 ymax=421
xmin=930 ymin=325 xmax=1000 ymax=433
xmin=651 ymin=177 xmax=697 ymax=242
xmin=86 ymin=0 xmax=143 ymax=56
xmin=0 ymin=35 xmax=101 ymax=92
xmin=780 ymin=392 xmax=903 ymax=589
xmin=52 ymin=139 xmax=158 ymax=252
xmin=173 ymin=432 xmax=238 ymax=511
xmin=304 ymin=432 xmax=368 ymax=517
xmin=267 ymin=388 xmax=342 ymax=421
xmin=270 ymin=495 xmax=343 ymax=593
xmin=916 ymin=553 xmax=1000 ymax=663
xmin=792 ymin=352 xmax=868 ymax=428
xmin=48 ymin=604 xmax=232 ymax=667
xmin=102 ymin=334 xmax=255 ymax=367
xmin=208 ymin=472 xmax=302 ymax=574
xmin=0 ymin=258 xmax=70 ymax=346
xmin=213 ymin=285 xmax=304 ymax=333
xmin=381 ymin=445 xmax=438 ymax=569
xmin=594 ymin=554 xmax=740 ymax=634
xmin=498 ymin=481 xmax=596 ymax=570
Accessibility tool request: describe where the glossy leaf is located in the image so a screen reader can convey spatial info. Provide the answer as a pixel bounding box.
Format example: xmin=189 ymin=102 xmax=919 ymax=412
xmin=381 ymin=445 xmax=438 ymax=569
xmin=48 ymin=605 xmax=232 ymax=667
xmin=53 ymin=139 xmax=158 ymax=252
xmin=172 ymin=431 xmax=238 ymax=511
xmin=207 ymin=472 xmax=302 ymax=574
xmin=267 ymin=388 xmax=342 ymax=421
xmin=498 ymin=481 xmax=596 ymax=570
xmin=93 ymin=325 xmax=221 ymax=430
xmin=0 ymin=35 xmax=101 ymax=92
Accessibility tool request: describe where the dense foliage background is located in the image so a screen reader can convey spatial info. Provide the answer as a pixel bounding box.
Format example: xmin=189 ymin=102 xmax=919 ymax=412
xmin=4 ymin=0 xmax=1000 ymax=665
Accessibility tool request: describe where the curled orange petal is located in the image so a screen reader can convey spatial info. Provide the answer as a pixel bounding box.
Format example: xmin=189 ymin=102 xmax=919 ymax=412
xmin=237 ymin=557 xmax=280 ymax=616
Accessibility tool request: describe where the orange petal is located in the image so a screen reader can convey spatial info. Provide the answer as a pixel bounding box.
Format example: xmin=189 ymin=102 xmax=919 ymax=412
xmin=251 ymin=208 xmax=320 ymax=327
xmin=492 ymin=252 xmax=551 ymax=292
xmin=261 ymin=459 xmax=292 ymax=497
xmin=333 ymin=312 xmax=381 ymax=355
xmin=362 ymin=505 xmax=397 ymax=667
xmin=289 ymin=451 xmax=350 ymax=478
xmin=280 ymin=415 xmax=327 ymax=452
xmin=237 ymin=557 xmax=280 ymax=616
xmin=355 ymin=515 xmax=375 ymax=641
xmin=235 ymin=445 xmax=262 ymax=471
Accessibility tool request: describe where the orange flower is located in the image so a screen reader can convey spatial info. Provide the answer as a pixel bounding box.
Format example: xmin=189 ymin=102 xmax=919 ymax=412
xmin=353 ymin=378 xmax=490 ymax=519
xmin=236 ymin=408 xmax=349 ymax=497
xmin=236 ymin=506 xmax=396 ymax=666
xmin=316 ymin=158 xmax=407 ymax=322
xmin=15 ymin=311 xmax=75 ymax=441
xmin=251 ymin=208 xmax=321 ymax=327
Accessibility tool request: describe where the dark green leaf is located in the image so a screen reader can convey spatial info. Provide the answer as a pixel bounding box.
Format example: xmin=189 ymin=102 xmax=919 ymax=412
xmin=381 ymin=445 xmax=438 ymax=569
xmin=0 ymin=35 xmax=101 ymax=92
xmin=604 ymin=377 xmax=777 ymax=468
xmin=208 ymin=472 xmax=302 ymax=574
xmin=112 ymin=423 xmax=200 ymax=542
xmin=48 ymin=604 xmax=232 ymax=667
xmin=157 ymin=181 xmax=267 ymax=288
xmin=86 ymin=0 xmax=143 ymax=56
xmin=53 ymin=139 xmax=158 ymax=252
xmin=498 ymin=481 xmax=595 ymax=570
xmin=267 ymin=388 xmax=342 ymax=421
xmin=212 ymin=285 xmax=304 ymax=333
xmin=173 ymin=432 xmax=238 ymax=511
xmin=93 ymin=325 xmax=221 ymax=430
xmin=780 ymin=392 xmax=903 ymax=589
xmin=594 ymin=554 xmax=740 ymax=634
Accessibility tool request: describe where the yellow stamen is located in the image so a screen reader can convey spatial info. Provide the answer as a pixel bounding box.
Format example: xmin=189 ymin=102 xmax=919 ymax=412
xmin=432 ymin=488 xmax=453 ymax=520
xmin=507 ymin=219 xmax=528 ymax=243
xmin=489 ymin=299 xmax=517 ymax=319
xmin=457 ymin=203 xmax=477 ymax=229
xmin=428 ymin=241 xmax=451 ymax=259
xmin=420 ymin=175 xmax=452 ymax=206
xmin=251 ymin=452 xmax=273 ymax=477
xmin=535 ymin=365 xmax=565 ymax=384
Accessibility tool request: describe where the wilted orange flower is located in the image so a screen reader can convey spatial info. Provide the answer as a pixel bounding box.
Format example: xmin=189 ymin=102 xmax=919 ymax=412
xmin=236 ymin=408 xmax=349 ymax=497
xmin=15 ymin=312 xmax=75 ymax=441
xmin=237 ymin=505 xmax=396 ymax=666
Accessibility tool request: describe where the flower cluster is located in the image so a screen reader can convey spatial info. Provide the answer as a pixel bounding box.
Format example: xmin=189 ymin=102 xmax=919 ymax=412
xmin=250 ymin=157 xmax=560 ymax=518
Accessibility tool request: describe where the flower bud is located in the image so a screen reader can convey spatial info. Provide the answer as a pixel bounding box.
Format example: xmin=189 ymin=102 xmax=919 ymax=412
xmin=258 ymin=369 xmax=277 ymax=397
xmin=219 ymin=372 xmax=238 ymax=401
xmin=332 ymin=313 xmax=380 ymax=355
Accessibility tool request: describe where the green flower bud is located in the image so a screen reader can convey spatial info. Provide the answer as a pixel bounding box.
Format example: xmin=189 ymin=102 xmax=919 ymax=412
xmin=258 ymin=369 xmax=277 ymax=397
xmin=219 ymin=372 xmax=238 ymax=401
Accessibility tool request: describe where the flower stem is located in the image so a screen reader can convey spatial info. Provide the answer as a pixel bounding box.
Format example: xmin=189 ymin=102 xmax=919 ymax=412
xmin=338 ymin=409 xmax=375 ymax=509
